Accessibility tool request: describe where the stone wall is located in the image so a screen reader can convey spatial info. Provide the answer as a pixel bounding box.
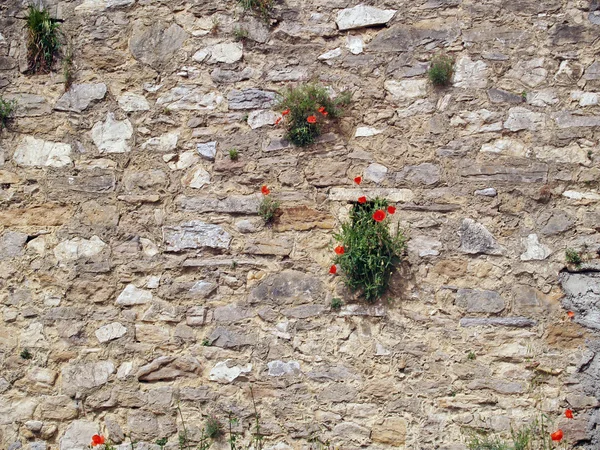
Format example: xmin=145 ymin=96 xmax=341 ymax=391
xmin=1 ymin=0 xmax=600 ymax=449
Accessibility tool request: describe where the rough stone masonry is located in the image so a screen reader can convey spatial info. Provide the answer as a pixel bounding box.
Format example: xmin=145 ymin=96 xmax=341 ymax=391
xmin=1 ymin=0 xmax=600 ymax=449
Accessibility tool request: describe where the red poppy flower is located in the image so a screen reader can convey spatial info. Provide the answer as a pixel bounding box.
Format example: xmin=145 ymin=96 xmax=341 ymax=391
xmin=387 ymin=205 xmax=396 ymax=214
xmin=334 ymin=246 xmax=345 ymax=255
xmin=550 ymin=430 xmax=563 ymax=441
xmin=261 ymin=185 xmax=270 ymax=195
xmin=322 ymin=111 xmax=328 ymax=116
xmin=354 ymin=176 xmax=362 ymax=185
xmin=275 ymin=117 xmax=282 ymax=125
xmin=358 ymin=196 xmax=366 ymax=204
xmin=329 ymin=265 xmax=337 ymax=274
xmin=568 ymin=311 xmax=575 ymax=319
xmin=307 ymin=115 xmax=317 ymax=124
xmin=373 ymin=210 xmax=386 ymax=222
xmin=91 ymin=435 xmax=105 ymax=447
xmin=565 ymin=409 xmax=574 ymax=419
xmin=282 ymin=109 xmax=290 ymax=116
xmin=318 ymin=106 xmax=325 ymax=113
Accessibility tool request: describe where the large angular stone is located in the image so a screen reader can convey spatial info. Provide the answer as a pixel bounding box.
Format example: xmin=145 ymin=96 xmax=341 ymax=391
xmin=118 ymin=92 xmax=150 ymax=111
xmin=282 ymin=304 xmax=326 ymax=318
xmin=61 ymin=361 xmax=115 ymax=397
xmin=384 ymin=79 xmax=427 ymax=101
xmin=458 ymin=219 xmax=503 ymax=255
xmin=408 ymin=235 xmax=442 ymax=257
xmin=163 ymin=221 xmax=231 ymax=251
xmin=273 ymin=206 xmax=335 ymax=232
xmin=247 ymin=109 xmax=279 ymax=129
xmin=370 ymin=24 xmax=458 ymax=53
xmin=506 ymin=58 xmax=547 ymax=87
xmin=3 ymin=93 xmax=51 ymax=117
xmin=181 ymin=165 xmax=210 ymax=189
xmin=212 ymin=67 xmax=253 ymax=83
xmin=584 ymin=61 xmax=600 ymax=80
xmin=460 ymin=163 xmax=548 ymax=183
xmin=91 ymin=112 xmax=133 ymax=153
xmin=193 ymin=42 xmax=243 ymax=64
xmin=207 ymin=326 xmax=256 ymax=348
xmin=504 ymin=107 xmax=546 ymax=131
xmin=54 ymin=236 xmax=107 ymax=262
xmin=227 ymin=88 xmax=276 ymax=110
xmin=554 ymin=111 xmax=600 ymax=128
xmin=156 ymin=86 xmax=223 ymax=111
xmin=372 ymin=417 xmax=407 ymax=446
xmin=55 ymin=83 xmax=107 ymax=113
xmin=141 ymin=132 xmax=178 ymax=152
xmin=336 ymin=4 xmax=396 ymax=30
xmin=175 ymin=195 xmax=260 ymax=214
xmin=129 ymin=22 xmax=187 ymax=69
xmin=467 ymin=379 xmax=525 ymax=394
xmin=451 ymin=109 xmax=502 ymax=133
xmin=453 ymin=56 xmax=488 ymax=89
xmin=540 ymin=210 xmax=574 ymax=235
xmin=13 ymin=136 xmax=72 ymax=168
xmin=248 ymin=270 xmax=325 ymax=306
xmin=520 ymin=234 xmax=552 ymax=261
xmin=328 ymin=188 xmax=414 ymax=202
xmin=116 ymin=284 xmax=152 ymax=305
xmin=95 ymin=322 xmax=127 ymax=343
xmin=49 ymin=171 xmax=116 ymax=194
xmin=480 ymin=139 xmax=528 ymax=157
xmin=456 ymin=289 xmax=505 ymax=313
xmin=0 ymin=231 xmax=28 ymax=260
xmin=560 ymin=272 xmax=600 ymax=331
xmin=267 ymin=360 xmax=301 ymax=377
xmin=60 ymin=421 xmax=98 ymax=450
xmin=137 ymin=356 xmax=201 ymax=381
xmin=209 ymin=360 xmax=252 ymax=383
xmin=487 ymin=88 xmax=524 ymax=104
xmin=396 ymin=163 xmax=440 ymax=185
xmin=244 ymin=237 xmax=292 ymax=256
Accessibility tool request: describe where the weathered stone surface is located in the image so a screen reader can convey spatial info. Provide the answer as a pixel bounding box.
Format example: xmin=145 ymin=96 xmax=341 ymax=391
xmin=54 ymin=236 xmax=107 ymax=262
xmin=346 ymin=35 xmax=364 ymax=54
xmin=453 ymin=56 xmax=488 ymax=89
xmin=0 ymin=231 xmax=28 ymax=260
xmin=268 ymin=360 xmax=301 ymax=377
xmin=141 ymin=132 xmax=178 ymax=152
xmin=460 ymin=317 xmax=537 ymax=327
xmin=480 ymin=139 xmax=528 ymax=157
xmin=118 ymin=92 xmax=150 ymax=111
xmin=507 ymin=58 xmax=547 ymax=87
xmin=175 ymin=195 xmax=260 ymax=214
xmin=156 ymin=86 xmax=223 ymax=111
xmin=451 ymin=109 xmax=502 ymax=133
xmin=456 ymin=289 xmax=505 ymax=313
xmin=248 ymin=109 xmax=279 ymax=129
xmin=336 ymin=4 xmax=396 ymax=30
xmin=318 ymin=47 xmax=342 ymax=61
xmin=248 ymin=271 xmax=325 ymax=306
xmin=227 ymin=89 xmax=276 ymax=110
xmin=209 ymin=360 xmax=252 ymax=383
xmin=137 ymin=356 xmax=201 ymax=381
xmin=487 ymin=88 xmax=524 ymax=104
xmin=95 ymin=322 xmax=127 ymax=342
xmin=460 ymin=163 xmax=548 ymax=183
xmin=355 ymin=126 xmax=383 ymax=137
xmin=163 ymin=221 xmax=232 ymax=251
xmin=4 ymin=93 xmax=51 ymax=117
xmin=212 ymin=67 xmax=253 ymax=83
xmin=207 ymin=326 xmax=256 ymax=348
xmin=520 ymin=234 xmax=552 ymax=261
xmin=560 ymin=272 xmax=600 ymax=331
xmin=61 ymin=361 xmax=115 ymax=397
xmin=196 ymin=141 xmax=217 ymax=160
xmin=244 ymin=237 xmax=292 ymax=256
xmin=55 ymin=83 xmax=107 ymax=113
xmin=540 ymin=210 xmax=574 ymax=235
xmin=503 ymin=107 xmax=546 ymax=131
xmin=372 ymin=417 xmax=407 ymax=446
xmin=91 ymin=112 xmax=133 ymax=153
xmin=467 ymin=379 xmax=525 ymax=394
xmin=13 ymin=136 xmax=72 ymax=167
xmin=384 ymin=79 xmax=427 ymax=101
xmin=408 ymin=236 xmax=442 ymax=257
xmin=527 ymin=89 xmax=559 ymax=107
xmin=396 ymin=163 xmax=441 ymax=185
xmin=39 ymin=396 xmax=78 ymax=420
xmin=562 ymin=190 xmax=600 ymax=201
xmin=116 ymin=284 xmax=152 ymax=305
xmin=181 ymin=165 xmax=210 ymax=188
xmin=194 ymin=42 xmax=243 ymax=64
xmin=329 ymin=188 xmax=414 ymax=202
xmin=274 ymin=206 xmax=335 ymax=232
xmin=59 ymin=421 xmax=98 ymax=450
xmin=282 ymin=304 xmax=326 ymax=319
xmin=458 ymin=219 xmax=503 ymax=255
xmin=129 ymin=22 xmax=187 ymax=69
xmin=331 ymin=422 xmax=370 ymax=445
xmin=534 ymin=144 xmax=590 ymax=166
xmin=554 ymin=111 xmax=600 ymax=128
xmin=369 ymin=24 xmax=458 ymax=53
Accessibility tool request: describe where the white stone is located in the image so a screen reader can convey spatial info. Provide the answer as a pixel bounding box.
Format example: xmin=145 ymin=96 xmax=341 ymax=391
xmin=453 ymin=109 xmax=503 ymax=134
xmin=0 ymin=397 xmax=38 ymax=426
xmin=534 ymin=144 xmax=591 ymax=166
xmin=375 ymin=343 xmax=391 ymax=356
xmin=54 ymin=83 xmax=107 ymax=113
xmin=355 ymin=126 xmax=383 ymax=137
xmin=60 ymin=421 xmax=98 ymax=450
xmin=209 ymin=360 xmax=252 ymax=383
xmin=475 ymin=188 xmax=497 ymax=197
xmin=397 ymin=99 xmax=436 ymax=118
xmin=146 ymin=275 xmax=161 ymax=288
xmin=364 ymin=163 xmax=388 ymax=183
xmin=318 ymin=48 xmax=342 ymax=60
xmin=197 ymin=142 xmax=217 ymax=160
xmin=570 ymin=91 xmax=599 ymax=106
xmin=507 ymin=58 xmax=547 ymax=87
xmin=91 ymin=112 xmax=133 ymax=153
xmin=181 ymin=165 xmax=211 ymax=188
xmin=156 ymin=86 xmax=223 ymax=111
xmin=141 ymin=132 xmax=179 ymax=152
xmin=116 ymin=284 xmax=152 ymax=305
xmin=503 ymin=107 xmax=546 ymax=132
xmin=562 ymin=190 xmax=600 ymax=201
xmin=336 ymin=4 xmax=396 ymax=30
xmin=140 ymin=238 xmax=160 ymax=257
xmin=248 ymin=110 xmax=280 ymax=129
xmin=384 ymin=79 xmax=427 ymax=101
xmin=13 ymin=136 xmax=72 ymax=168
xmin=95 ymin=322 xmax=127 ymax=343
xmin=165 ymin=150 xmax=199 ymax=170
xmin=54 ymin=236 xmax=107 ymax=262
xmin=526 ymin=89 xmax=559 ymax=107
xmin=408 ymin=236 xmax=442 ymax=257
xmin=118 ymin=92 xmax=150 ymax=111
xmin=480 ymin=139 xmax=528 ymax=157
xmin=346 ymin=35 xmax=364 ymax=54
xmin=194 ymin=42 xmax=243 ymax=64
xmin=453 ymin=56 xmax=488 ymax=89
xmin=117 ymin=361 xmax=133 ymax=379
xmin=520 ymin=234 xmax=552 ymax=261
xmin=75 ymin=0 xmax=105 ymax=13
xmin=20 ymin=322 xmax=47 ymax=348
xmin=267 ymin=360 xmax=301 ymax=376
xmin=329 ymin=188 xmax=414 ymax=203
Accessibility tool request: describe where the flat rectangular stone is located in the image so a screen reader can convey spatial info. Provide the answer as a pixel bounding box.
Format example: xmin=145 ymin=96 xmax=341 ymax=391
xmin=328 ymin=188 xmax=414 ymax=202
xmin=163 ymin=221 xmax=231 ymax=251
xmin=460 ymin=317 xmax=536 ymax=327
xmin=175 ymin=195 xmax=260 ymax=214
xmin=244 ymin=237 xmax=292 ymax=256
xmin=0 ymin=204 xmax=72 ymax=226
xmin=48 ymin=172 xmax=116 ymax=194
xmin=401 ymin=203 xmax=460 ymax=213
xmin=182 ymin=258 xmax=264 ymax=268
xmin=460 ymin=163 xmax=548 ymax=183
xmin=554 ymin=111 xmax=600 ymax=128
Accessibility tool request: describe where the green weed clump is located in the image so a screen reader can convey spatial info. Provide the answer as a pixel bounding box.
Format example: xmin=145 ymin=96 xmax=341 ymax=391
xmin=467 ymin=415 xmax=557 ymax=450
xmin=333 ymin=198 xmax=406 ymax=302
xmin=25 ymin=5 xmax=61 ymax=73
xmin=0 ymin=96 xmax=17 ymax=131
xmin=258 ymin=197 xmax=280 ymax=224
xmin=229 ymin=148 xmax=239 ymax=160
xmin=565 ymin=248 xmax=582 ymax=267
xmin=277 ymin=84 xmax=350 ymax=147
xmin=238 ymin=0 xmax=273 ymax=23
xmin=428 ymin=54 xmax=454 ymax=87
